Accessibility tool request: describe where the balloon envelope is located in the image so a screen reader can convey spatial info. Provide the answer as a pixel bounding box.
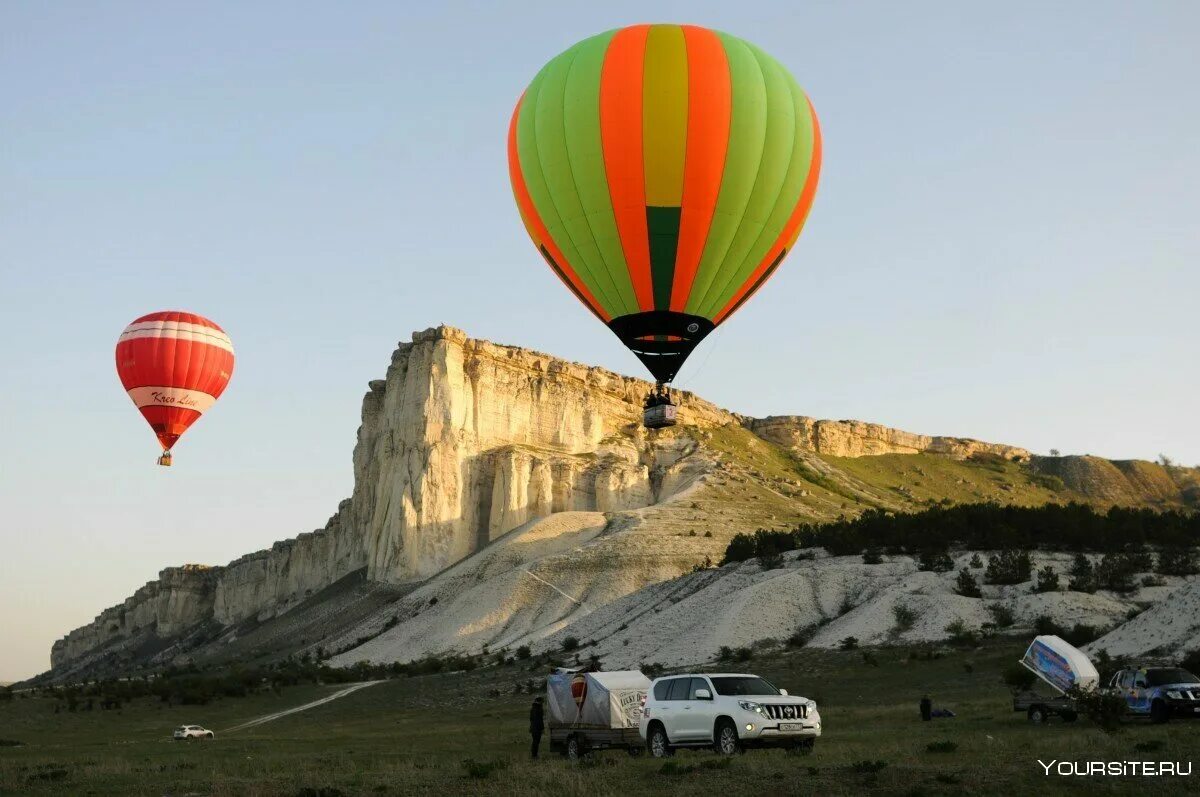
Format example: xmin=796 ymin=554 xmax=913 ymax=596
xmin=509 ymin=24 xmax=821 ymax=382
xmin=115 ymin=311 xmax=235 ymax=454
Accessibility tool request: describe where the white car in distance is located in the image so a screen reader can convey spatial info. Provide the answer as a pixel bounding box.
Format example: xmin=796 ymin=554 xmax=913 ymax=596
xmin=173 ymin=725 xmax=215 ymax=741
xmin=640 ymin=673 xmax=820 ymax=756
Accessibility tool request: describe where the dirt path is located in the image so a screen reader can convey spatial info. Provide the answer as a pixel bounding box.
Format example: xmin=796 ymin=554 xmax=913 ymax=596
xmin=223 ymin=681 xmax=382 ymax=733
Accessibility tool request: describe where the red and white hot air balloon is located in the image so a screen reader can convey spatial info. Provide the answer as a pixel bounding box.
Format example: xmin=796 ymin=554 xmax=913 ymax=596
xmin=115 ymin=311 xmax=235 ymax=466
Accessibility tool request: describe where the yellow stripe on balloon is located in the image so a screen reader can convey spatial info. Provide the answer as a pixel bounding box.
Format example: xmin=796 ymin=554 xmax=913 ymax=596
xmin=641 ymin=25 xmax=689 ymax=207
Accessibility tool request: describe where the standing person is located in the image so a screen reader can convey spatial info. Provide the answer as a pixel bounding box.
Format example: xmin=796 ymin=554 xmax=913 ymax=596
xmin=529 ymin=696 xmax=544 ymax=758
xmin=920 ymin=694 xmax=932 ymax=722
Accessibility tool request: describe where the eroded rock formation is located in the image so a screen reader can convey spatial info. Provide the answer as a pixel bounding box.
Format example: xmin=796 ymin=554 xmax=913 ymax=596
xmin=47 ymin=326 xmax=1194 ymax=677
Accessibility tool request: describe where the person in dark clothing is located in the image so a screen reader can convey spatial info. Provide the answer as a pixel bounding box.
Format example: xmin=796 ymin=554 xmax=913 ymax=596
xmin=920 ymin=694 xmax=932 ymax=722
xmin=529 ymin=697 xmax=544 ymax=758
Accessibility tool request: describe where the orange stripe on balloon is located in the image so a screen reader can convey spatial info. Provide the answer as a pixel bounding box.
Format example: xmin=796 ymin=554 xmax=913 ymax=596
xmin=670 ymin=25 xmax=731 ymax=312
xmin=507 ymin=97 xmax=610 ymax=322
xmin=599 ymin=24 xmax=654 ymax=312
xmin=713 ymin=96 xmax=822 ymax=324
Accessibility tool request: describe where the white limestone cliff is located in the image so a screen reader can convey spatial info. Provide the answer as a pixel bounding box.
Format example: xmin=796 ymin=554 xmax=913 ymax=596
xmin=54 ymin=326 xmax=1184 ymax=677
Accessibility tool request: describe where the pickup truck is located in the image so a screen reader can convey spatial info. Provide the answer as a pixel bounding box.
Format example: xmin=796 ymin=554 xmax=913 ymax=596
xmin=1108 ymin=667 xmax=1200 ymax=723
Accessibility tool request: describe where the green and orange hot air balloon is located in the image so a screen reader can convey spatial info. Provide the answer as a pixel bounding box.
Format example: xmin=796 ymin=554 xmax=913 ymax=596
xmin=508 ymin=23 xmax=821 ymax=391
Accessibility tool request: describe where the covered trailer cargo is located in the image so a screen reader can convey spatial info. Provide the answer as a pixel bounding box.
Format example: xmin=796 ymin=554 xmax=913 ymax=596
xmin=547 ymin=669 xmax=650 ymax=759
xmin=1014 ymin=635 xmax=1099 ymax=724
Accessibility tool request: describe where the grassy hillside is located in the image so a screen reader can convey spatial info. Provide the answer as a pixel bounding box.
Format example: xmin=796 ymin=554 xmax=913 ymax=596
xmin=700 ymin=425 xmax=1076 ymax=518
xmin=3 ymin=640 xmax=1197 ymax=795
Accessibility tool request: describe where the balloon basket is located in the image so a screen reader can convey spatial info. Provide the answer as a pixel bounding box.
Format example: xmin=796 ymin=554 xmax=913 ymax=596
xmin=643 ymin=386 xmax=678 ymax=430
xmin=157 ymin=452 xmax=173 ymax=467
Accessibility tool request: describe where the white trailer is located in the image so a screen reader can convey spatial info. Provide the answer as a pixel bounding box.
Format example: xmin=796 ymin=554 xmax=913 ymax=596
xmin=1013 ymin=635 xmax=1099 ymax=724
xmin=546 ymin=669 xmax=650 ymax=759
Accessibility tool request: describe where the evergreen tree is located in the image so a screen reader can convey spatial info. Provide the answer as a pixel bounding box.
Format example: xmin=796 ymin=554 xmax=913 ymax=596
xmin=918 ymin=549 xmax=954 ymax=573
xmin=1033 ymin=565 xmax=1059 ymax=593
xmin=1068 ymin=553 xmax=1096 ymax=593
xmin=955 ymin=568 xmax=982 ymax=598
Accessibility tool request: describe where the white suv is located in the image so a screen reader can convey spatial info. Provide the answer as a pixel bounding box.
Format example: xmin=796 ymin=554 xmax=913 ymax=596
xmin=172 ymin=725 xmax=215 ymax=740
xmin=639 ymin=673 xmax=821 ymax=756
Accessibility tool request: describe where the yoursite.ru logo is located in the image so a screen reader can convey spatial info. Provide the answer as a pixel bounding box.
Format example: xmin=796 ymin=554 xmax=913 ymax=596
xmin=1039 ymin=760 xmax=1192 ymax=776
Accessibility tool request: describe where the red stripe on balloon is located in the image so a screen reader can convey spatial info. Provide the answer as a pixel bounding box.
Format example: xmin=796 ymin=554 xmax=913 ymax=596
xmin=599 ymin=24 xmax=655 ymax=312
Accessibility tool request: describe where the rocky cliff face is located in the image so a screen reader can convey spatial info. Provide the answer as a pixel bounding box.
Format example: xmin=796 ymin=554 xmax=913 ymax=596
xmin=45 ymin=326 xmax=1195 ymax=680
xmin=749 ymin=416 xmax=1030 ymax=460
xmin=51 ymin=565 xmax=217 ymax=669
xmin=49 ymin=327 xmax=733 ymax=673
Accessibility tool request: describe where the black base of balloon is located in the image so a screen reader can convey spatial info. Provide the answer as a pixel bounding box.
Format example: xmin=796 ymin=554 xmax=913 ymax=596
xmin=607 ymin=312 xmax=715 ymax=384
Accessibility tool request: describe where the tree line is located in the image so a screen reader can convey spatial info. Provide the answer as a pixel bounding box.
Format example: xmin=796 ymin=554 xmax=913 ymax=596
xmin=722 ymin=501 xmax=1199 ymax=565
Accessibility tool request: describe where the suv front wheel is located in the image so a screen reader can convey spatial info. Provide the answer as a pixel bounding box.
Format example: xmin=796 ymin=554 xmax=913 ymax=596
xmin=714 ymin=719 xmax=741 ymax=756
xmin=648 ymin=725 xmax=673 ymax=758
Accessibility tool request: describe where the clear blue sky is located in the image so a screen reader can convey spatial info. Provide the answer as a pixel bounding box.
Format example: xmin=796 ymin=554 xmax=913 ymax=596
xmin=2 ymin=1 xmax=1196 ymax=680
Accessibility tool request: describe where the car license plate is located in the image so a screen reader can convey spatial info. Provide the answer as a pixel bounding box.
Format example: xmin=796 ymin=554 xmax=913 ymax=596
xmin=780 ymin=723 xmax=803 ymax=731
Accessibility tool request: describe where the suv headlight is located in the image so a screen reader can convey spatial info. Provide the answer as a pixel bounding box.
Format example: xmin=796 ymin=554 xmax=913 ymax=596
xmin=1166 ymin=690 xmax=1182 ymax=699
xmin=738 ymin=700 xmax=764 ymax=714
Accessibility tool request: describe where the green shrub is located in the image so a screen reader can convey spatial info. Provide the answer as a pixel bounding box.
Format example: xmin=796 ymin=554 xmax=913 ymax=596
xmin=515 ymin=645 xmax=531 ymax=660
xmin=1066 ymin=686 xmax=1126 ymax=734
xmin=1156 ymin=547 xmax=1199 ymax=576
xmin=1002 ymin=662 xmax=1036 ymax=693
xmin=1068 ymin=553 xmax=1096 ymax=593
xmin=985 ymin=550 xmax=1032 ymax=585
xmin=787 ymin=622 xmax=825 ymax=649
xmin=759 ymin=552 xmax=784 ymax=570
xmin=969 ymin=553 xmax=984 ymax=568
xmin=945 ymin=620 xmax=979 ymax=647
xmin=850 ymin=760 xmax=888 ymax=774
xmin=892 ymin=604 xmax=917 ymax=633
xmin=560 ymin=637 xmax=579 ymax=652
xmin=1096 ymin=553 xmax=1139 ymax=593
xmin=839 ymin=637 xmax=859 ymax=651
xmin=925 ymin=740 xmax=957 ymax=753
xmin=862 ymin=547 xmax=884 ymax=564
xmin=955 ymin=568 xmax=982 ymax=598
xmin=987 ymin=604 xmax=1014 ymax=627
xmin=1033 ymin=565 xmax=1059 ymax=593
xmin=918 ymin=549 xmax=954 ymax=573
xmin=1033 ymin=616 xmax=1103 ymax=646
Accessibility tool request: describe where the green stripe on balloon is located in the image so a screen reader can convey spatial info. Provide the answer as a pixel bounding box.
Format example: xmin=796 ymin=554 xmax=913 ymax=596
xmin=561 ymin=29 xmax=639 ymax=315
xmin=516 ymin=62 xmax=611 ymax=315
xmin=646 ymin=206 xmax=682 ymax=310
xmin=533 ymin=44 xmax=629 ymax=316
xmin=696 ymin=43 xmax=802 ymax=317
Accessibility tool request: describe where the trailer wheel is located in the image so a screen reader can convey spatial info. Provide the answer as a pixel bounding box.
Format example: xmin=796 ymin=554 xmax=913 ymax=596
xmin=1027 ymin=705 xmax=1048 ymax=725
xmin=566 ymin=735 xmax=587 ymax=760
xmin=626 ymin=745 xmax=644 ymax=757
